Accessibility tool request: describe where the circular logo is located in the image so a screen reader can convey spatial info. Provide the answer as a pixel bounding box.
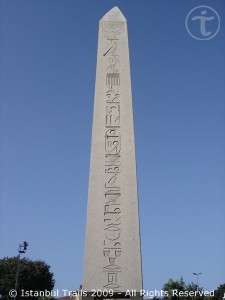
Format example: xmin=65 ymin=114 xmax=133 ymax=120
xmin=185 ymin=6 xmax=220 ymax=40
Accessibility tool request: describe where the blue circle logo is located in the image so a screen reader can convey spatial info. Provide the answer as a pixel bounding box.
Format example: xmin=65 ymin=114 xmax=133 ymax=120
xmin=186 ymin=6 xmax=220 ymax=40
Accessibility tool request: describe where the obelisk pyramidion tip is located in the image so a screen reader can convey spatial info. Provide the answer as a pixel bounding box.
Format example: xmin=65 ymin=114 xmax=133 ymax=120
xmin=101 ymin=6 xmax=126 ymax=22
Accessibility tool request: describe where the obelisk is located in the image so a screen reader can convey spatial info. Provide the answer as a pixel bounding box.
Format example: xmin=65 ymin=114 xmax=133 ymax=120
xmin=83 ymin=7 xmax=142 ymax=298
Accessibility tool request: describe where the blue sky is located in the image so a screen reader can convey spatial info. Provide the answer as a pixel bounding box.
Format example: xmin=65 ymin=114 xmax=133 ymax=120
xmin=0 ymin=0 xmax=225 ymax=295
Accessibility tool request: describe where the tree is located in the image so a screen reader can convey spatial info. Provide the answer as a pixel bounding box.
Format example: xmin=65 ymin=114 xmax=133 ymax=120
xmin=163 ymin=277 xmax=204 ymax=300
xmin=163 ymin=277 xmax=186 ymax=300
xmin=0 ymin=257 xmax=55 ymax=300
xmin=213 ymin=284 xmax=225 ymax=300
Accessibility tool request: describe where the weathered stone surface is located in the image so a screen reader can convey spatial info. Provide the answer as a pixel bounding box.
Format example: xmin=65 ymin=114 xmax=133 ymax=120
xmin=83 ymin=6 xmax=142 ymax=294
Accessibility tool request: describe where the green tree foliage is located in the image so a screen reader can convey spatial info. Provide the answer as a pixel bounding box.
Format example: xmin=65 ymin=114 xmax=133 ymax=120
xmin=163 ymin=277 xmax=186 ymax=300
xmin=163 ymin=277 xmax=204 ymax=300
xmin=0 ymin=257 xmax=55 ymax=300
xmin=213 ymin=284 xmax=225 ymax=300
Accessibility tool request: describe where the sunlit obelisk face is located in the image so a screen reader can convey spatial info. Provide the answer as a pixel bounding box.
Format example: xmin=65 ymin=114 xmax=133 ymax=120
xmin=83 ymin=7 xmax=142 ymax=297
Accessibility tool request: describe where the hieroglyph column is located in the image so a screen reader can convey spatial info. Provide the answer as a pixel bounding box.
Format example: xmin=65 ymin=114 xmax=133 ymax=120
xmin=83 ymin=6 xmax=142 ymax=298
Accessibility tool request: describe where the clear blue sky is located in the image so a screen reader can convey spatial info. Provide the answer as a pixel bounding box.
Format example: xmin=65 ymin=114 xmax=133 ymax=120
xmin=0 ymin=0 xmax=225 ymax=295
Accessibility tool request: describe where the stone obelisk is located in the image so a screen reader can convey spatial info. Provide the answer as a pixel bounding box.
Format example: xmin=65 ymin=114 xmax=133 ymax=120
xmin=83 ymin=7 xmax=142 ymax=298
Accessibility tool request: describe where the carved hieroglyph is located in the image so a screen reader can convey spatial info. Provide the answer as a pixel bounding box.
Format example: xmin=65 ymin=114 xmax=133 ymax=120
xmin=83 ymin=7 xmax=142 ymax=295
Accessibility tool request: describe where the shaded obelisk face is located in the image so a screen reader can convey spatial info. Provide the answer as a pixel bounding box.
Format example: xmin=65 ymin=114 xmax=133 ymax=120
xmin=83 ymin=7 xmax=142 ymax=296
